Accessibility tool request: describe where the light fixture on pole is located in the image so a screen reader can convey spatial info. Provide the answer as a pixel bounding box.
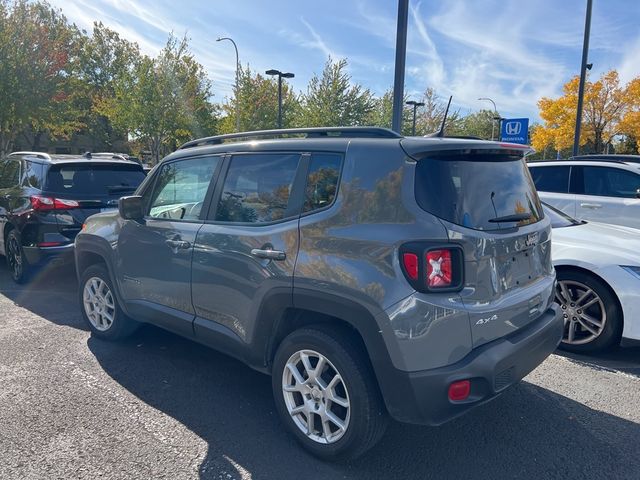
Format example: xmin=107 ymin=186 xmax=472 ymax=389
xmin=216 ymin=37 xmax=240 ymax=132
xmin=266 ymin=69 xmax=295 ymax=129
xmin=405 ymin=100 xmax=425 ymax=136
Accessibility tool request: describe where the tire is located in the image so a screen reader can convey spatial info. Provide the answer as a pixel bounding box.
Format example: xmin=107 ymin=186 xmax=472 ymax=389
xmin=271 ymin=325 xmax=388 ymax=461
xmin=555 ymin=269 xmax=622 ymax=354
xmin=79 ymin=263 xmax=138 ymax=340
xmin=6 ymin=229 xmax=30 ymax=284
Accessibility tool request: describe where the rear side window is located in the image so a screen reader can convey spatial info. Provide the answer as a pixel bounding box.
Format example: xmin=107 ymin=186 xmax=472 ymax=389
xmin=215 ymin=154 xmax=299 ymax=224
xmin=303 ymin=153 xmax=342 ymax=213
xmin=45 ymin=163 xmax=145 ymax=196
xmin=415 ymin=153 xmax=543 ymax=231
xmin=0 ymin=160 xmax=21 ymax=188
xmin=582 ymin=166 xmax=640 ymax=198
xmin=23 ymin=161 xmax=44 ymax=188
xmin=529 ymin=165 xmax=570 ymax=193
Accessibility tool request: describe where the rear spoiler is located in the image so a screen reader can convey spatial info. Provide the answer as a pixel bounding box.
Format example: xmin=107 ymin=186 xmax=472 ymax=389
xmin=400 ymin=137 xmax=534 ymax=161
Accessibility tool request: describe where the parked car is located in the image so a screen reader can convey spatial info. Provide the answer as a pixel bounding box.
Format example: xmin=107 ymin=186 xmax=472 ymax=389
xmin=75 ymin=127 xmax=562 ymax=460
xmin=0 ymin=151 xmax=145 ymax=283
xmin=528 ymin=158 xmax=640 ymax=229
xmin=545 ymin=202 xmax=640 ymax=353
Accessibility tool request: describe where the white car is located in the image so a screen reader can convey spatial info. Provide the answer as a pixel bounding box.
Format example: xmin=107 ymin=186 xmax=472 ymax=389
xmin=545 ymin=203 xmax=640 ymax=352
xmin=529 ymin=158 xmax=640 ymax=229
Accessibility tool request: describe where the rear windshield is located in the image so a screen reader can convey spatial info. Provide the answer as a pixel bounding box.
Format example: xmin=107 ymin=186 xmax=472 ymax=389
xmin=415 ymin=153 xmax=543 ymax=231
xmin=45 ymin=163 xmax=146 ymax=197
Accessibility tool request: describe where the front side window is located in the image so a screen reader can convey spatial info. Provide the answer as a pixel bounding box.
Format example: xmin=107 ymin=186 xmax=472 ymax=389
xmin=582 ymin=166 xmax=640 ymax=198
xmin=148 ymin=156 xmax=219 ymax=221
xmin=529 ymin=165 xmax=570 ymax=193
xmin=303 ymin=153 xmax=342 ymax=213
xmin=215 ymin=154 xmax=299 ymax=224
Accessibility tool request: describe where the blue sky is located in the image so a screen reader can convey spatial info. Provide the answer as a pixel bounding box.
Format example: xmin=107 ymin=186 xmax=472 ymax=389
xmin=50 ymin=0 xmax=640 ymax=121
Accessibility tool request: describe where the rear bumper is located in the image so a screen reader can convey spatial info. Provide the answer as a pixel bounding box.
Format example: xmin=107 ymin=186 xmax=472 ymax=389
xmin=381 ymin=304 xmax=562 ymax=425
xmin=23 ymin=243 xmax=75 ymax=266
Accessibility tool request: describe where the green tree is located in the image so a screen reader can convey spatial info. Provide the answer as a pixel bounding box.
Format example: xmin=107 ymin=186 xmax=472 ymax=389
xmin=412 ymin=88 xmax=461 ymax=136
xmin=0 ymin=0 xmax=81 ymax=156
xmin=218 ymin=65 xmax=298 ymax=133
xmin=452 ymin=109 xmax=500 ymax=140
xmin=99 ymin=34 xmax=217 ymax=163
xmin=297 ymin=58 xmax=376 ymax=127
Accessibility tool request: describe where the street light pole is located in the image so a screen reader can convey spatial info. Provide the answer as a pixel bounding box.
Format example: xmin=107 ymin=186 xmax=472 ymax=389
xmin=406 ymin=100 xmax=425 ymax=136
xmin=478 ymin=97 xmax=498 ymax=140
xmin=573 ymin=0 xmax=593 ymax=157
xmin=266 ymin=69 xmax=295 ymax=129
xmin=391 ymin=0 xmax=409 ymax=133
xmin=216 ymin=37 xmax=240 ymax=132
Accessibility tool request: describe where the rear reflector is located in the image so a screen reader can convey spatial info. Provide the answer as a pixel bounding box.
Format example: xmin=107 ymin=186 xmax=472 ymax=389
xmin=402 ymin=253 xmax=419 ymax=280
xmin=426 ymin=249 xmax=452 ymax=288
xmin=30 ymin=195 xmax=80 ymax=211
xmin=37 ymin=242 xmax=64 ymax=247
xmin=448 ymin=380 xmax=471 ymax=401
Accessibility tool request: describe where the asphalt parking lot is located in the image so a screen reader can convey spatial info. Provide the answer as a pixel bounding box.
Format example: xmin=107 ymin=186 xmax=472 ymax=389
xmin=0 ymin=263 xmax=639 ymax=480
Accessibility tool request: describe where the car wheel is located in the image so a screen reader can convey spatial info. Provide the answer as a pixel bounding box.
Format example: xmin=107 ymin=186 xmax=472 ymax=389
xmin=555 ymin=269 xmax=622 ymax=353
xmin=79 ymin=263 xmax=137 ymax=340
xmin=6 ymin=229 xmax=30 ymax=284
xmin=272 ymin=325 xmax=388 ymax=461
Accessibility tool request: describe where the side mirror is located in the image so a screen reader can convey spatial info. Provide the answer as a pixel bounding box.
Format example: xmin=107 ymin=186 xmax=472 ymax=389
xmin=119 ymin=195 xmax=144 ymax=220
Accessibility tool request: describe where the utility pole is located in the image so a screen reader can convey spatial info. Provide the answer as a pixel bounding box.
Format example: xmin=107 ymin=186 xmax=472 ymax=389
xmin=478 ymin=97 xmax=498 ymax=140
xmin=406 ymin=100 xmax=425 ymax=135
xmin=573 ymin=0 xmax=593 ymax=157
xmin=216 ymin=37 xmax=240 ymax=132
xmin=391 ymin=0 xmax=409 ymax=133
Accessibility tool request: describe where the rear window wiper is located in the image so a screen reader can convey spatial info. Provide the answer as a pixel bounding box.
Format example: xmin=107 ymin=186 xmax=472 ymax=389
xmin=488 ymin=213 xmax=532 ymax=223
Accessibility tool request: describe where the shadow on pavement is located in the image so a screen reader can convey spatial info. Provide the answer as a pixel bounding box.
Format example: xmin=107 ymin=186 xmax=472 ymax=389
xmin=557 ymin=344 xmax=640 ymax=378
xmin=87 ymin=327 xmax=640 ymax=480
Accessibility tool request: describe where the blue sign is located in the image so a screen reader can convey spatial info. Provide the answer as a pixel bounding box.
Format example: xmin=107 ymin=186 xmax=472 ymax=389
xmin=500 ymin=118 xmax=529 ymax=144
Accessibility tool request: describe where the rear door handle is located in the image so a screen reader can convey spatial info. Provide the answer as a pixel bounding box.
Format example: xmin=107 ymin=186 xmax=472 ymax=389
xmin=580 ymin=203 xmax=602 ymax=209
xmin=166 ymin=239 xmax=191 ymax=250
xmin=251 ymin=248 xmax=286 ymax=261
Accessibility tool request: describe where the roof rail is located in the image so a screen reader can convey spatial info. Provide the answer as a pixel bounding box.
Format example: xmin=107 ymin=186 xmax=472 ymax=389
xmin=178 ymin=127 xmax=402 ymax=150
xmin=8 ymin=151 xmax=51 ymax=160
xmin=570 ymin=154 xmax=640 ymax=164
xmin=93 ymin=152 xmax=129 ymax=161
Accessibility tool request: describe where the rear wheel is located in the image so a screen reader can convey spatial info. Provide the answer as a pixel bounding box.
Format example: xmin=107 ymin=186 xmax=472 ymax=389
xmin=6 ymin=229 xmax=30 ymax=284
xmin=555 ymin=269 xmax=622 ymax=353
xmin=271 ymin=325 xmax=388 ymax=461
xmin=79 ymin=263 xmax=138 ymax=340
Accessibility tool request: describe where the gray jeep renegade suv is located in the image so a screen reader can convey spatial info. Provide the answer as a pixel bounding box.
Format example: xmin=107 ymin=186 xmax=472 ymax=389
xmin=75 ymin=127 xmax=562 ymax=460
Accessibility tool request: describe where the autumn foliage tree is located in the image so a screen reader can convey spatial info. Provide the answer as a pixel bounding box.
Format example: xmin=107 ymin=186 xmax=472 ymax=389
xmin=532 ymin=70 xmax=638 ymax=154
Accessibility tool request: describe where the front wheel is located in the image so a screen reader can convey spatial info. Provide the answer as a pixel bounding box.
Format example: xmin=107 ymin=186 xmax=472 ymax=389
xmin=555 ymin=269 xmax=622 ymax=353
xmin=6 ymin=229 xmax=30 ymax=284
xmin=272 ymin=326 xmax=388 ymax=461
xmin=79 ymin=263 xmax=138 ymax=340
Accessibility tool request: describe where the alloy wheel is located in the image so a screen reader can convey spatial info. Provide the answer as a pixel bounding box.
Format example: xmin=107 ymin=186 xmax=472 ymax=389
xmin=555 ymin=280 xmax=607 ymax=345
xmin=7 ymin=235 xmax=22 ymax=280
xmin=83 ymin=277 xmax=116 ymax=331
xmin=282 ymin=349 xmax=350 ymax=444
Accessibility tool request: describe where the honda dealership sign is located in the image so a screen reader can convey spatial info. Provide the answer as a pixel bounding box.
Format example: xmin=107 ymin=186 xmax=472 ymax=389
xmin=500 ymin=118 xmax=529 ymax=144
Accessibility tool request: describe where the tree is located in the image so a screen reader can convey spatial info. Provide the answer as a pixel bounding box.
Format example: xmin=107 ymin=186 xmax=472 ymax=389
xmin=452 ymin=109 xmax=498 ymax=139
xmin=413 ymin=88 xmax=461 ymax=136
xmin=218 ymin=65 xmax=298 ymax=134
xmin=99 ymin=34 xmax=217 ymax=163
xmin=619 ymin=78 xmax=640 ymax=152
xmin=297 ymin=58 xmax=375 ymax=127
xmin=532 ymin=70 xmax=635 ymax=154
xmin=0 ymin=0 xmax=81 ymax=156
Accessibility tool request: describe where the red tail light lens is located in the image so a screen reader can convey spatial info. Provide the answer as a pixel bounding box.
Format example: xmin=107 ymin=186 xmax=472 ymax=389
xmin=448 ymin=380 xmax=471 ymax=401
xmin=402 ymin=253 xmax=419 ymax=280
xmin=426 ymin=249 xmax=452 ymax=288
xmin=30 ymin=195 xmax=80 ymax=211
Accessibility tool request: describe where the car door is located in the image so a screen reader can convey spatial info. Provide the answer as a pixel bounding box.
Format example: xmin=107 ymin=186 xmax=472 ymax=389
xmin=528 ymin=164 xmax=575 ymax=216
xmin=191 ymin=152 xmax=303 ymax=350
xmin=116 ymin=154 xmax=223 ymax=337
xmin=572 ymin=165 xmax=640 ymax=228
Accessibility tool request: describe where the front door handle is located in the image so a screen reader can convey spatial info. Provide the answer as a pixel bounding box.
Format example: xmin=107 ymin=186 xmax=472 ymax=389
xmin=166 ymin=239 xmax=191 ymax=250
xmin=580 ymin=203 xmax=602 ymax=209
xmin=251 ymin=248 xmax=286 ymax=261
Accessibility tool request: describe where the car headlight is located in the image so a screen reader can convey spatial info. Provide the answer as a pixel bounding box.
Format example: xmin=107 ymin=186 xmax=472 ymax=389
xmin=621 ymin=265 xmax=640 ymax=280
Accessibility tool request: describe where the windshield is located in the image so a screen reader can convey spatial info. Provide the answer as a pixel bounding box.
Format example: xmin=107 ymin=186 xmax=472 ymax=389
xmin=45 ymin=163 xmax=146 ymax=197
xmin=542 ymin=202 xmax=582 ymax=228
xmin=415 ymin=153 xmax=543 ymax=231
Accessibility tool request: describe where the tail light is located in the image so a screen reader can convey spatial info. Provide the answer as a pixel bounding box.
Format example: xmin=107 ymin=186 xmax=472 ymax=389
xmin=30 ymin=195 xmax=80 ymax=211
xmin=448 ymin=380 xmax=471 ymax=401
xmin=399 ymin=243 xmax=464 ymax=293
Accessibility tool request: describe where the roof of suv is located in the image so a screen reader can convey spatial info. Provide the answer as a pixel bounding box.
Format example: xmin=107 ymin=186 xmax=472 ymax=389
xmin=7 ymin=151 xmax=140 ymax=166
xmin=528 ymin=159 xmax=640 ymax=170
xmin=163 ymin=127 xmax=533 ymax=163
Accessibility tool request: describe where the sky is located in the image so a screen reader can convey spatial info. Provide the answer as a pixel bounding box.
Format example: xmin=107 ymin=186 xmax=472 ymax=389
xmin=49 ymin=0 xmax=640 ymax=121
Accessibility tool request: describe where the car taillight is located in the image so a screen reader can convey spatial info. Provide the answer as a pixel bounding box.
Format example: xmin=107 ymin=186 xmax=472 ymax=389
xmin=399 ymin=243 xmax=464 ymax=293
xmin=30 ymin=195 xmax=80 ymax=211
xmin=426 ymin=249 xmax=452 ymax=288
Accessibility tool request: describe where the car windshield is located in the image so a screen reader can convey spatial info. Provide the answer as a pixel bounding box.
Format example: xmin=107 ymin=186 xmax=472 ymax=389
xmin=542 ymin=202 xmax=583 ymax=228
